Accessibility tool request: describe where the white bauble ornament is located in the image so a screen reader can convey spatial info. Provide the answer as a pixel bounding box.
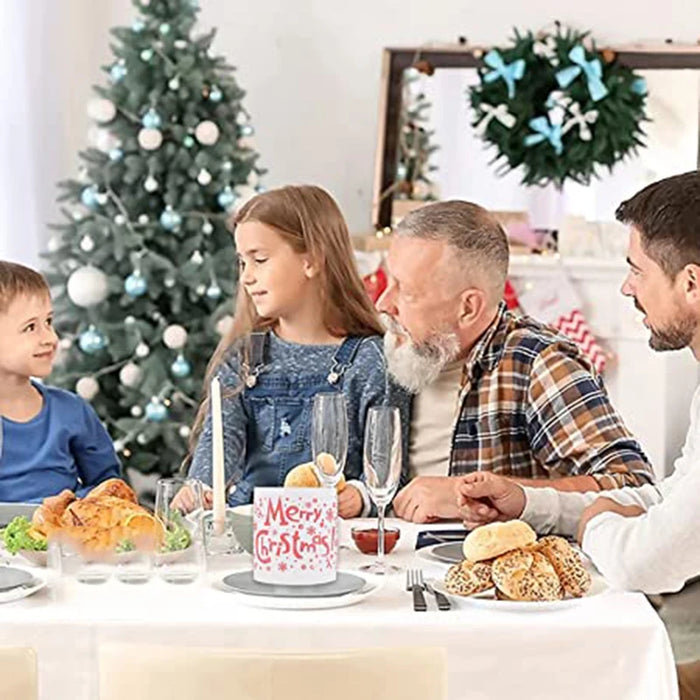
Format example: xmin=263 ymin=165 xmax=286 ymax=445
xmin=80 ymin=235 xmax=95 ymax=252
xmin=163 ymin=324 xmax=188 ymax=349
xmin=87 ymin=98 xmax=116 ymax=123
xmin=59 ymin=337 xmax=72 ymax=350
xmin=246 ymin=170 xmax=259 ymax=187
xmin=138 ymin=214 xmax=149 ymax=224
xmin=119 ymin=362 xmax=142 ymax=387
xmin=144 ymin=174 xmax=159 ymax=192
xmin=197 ymin=168 xmax=212 ymax=186
xmin=196 ymin=284 xmax=206 ymax=295
xmin=113 ymin=440 xmax=125 ymax=452
xmin=47 ymin=236 xmax=60 ymax=253
xmin=164 ymin=275 xmax=175 ymax=288
xmin=195 ymin=120 xmax=219 ymax=145
xmin=88 ymin=126 xmax=120 ymax=153
xmin=76 ymin=376 xmax=99 ymax=400
xmin=125 ymin=315 xmax=136 ymax=325
xmin=131 ymin=405 xmax=143 ymax=417
xmin=138 ymin=128 xmax=163 ymax=151
xmin=136 ymin=434 xmax=148 ymax=445
xmin=67 ymin=266 xmax=109 ymax=308
xmin=179 ymin=425 xmax=191 ymax=438
xmin=168 ymin=76 xmax=180 ymax=90
xmin=190 ymin=250 xmax=203 ymax=265
xmin=216 ymin=315 xmax=233 ymax=336
xmin=135 ymin=342 xmax=150 ymax=358
xmin=114 ymin=214 xmax=126 ymax=226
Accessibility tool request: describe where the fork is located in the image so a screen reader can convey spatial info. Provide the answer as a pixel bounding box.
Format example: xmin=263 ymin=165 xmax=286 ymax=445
xmin=406 ymin=568 xmax=427 ymax=611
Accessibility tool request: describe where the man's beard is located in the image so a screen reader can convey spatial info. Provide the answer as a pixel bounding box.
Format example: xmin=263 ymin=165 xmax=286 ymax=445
xmin=635 ymin=298 xmax=697 ymax=352
xmin=382 ymin=315 xmax=461 ymax=393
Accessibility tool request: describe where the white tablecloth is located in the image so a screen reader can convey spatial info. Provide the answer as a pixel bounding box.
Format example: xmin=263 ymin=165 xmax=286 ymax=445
xmin=0 ymin=520 xmax=678 ymax=700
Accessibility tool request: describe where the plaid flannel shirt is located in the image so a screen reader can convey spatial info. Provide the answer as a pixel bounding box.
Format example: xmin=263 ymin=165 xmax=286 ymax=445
xmin=450 ymin=303 xmax=654 ymax=489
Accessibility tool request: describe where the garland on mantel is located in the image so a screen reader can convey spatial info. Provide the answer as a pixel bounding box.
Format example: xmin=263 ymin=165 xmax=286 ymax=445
xmin=469 ymin=24 xmax=649 ymax=187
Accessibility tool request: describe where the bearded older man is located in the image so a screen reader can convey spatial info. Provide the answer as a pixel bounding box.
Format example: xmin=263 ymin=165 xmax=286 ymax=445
xmin=377 ymin=200 xmax=653 ymax=523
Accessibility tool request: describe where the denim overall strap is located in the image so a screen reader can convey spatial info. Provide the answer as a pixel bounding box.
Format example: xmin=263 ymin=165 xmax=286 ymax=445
xmin=245 ymin=332 xmax=268 ymax=388
xmin=326 ymin=336 xmax=363 ymax=386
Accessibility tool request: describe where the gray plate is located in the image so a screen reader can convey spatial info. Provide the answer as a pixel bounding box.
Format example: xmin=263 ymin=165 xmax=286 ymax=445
xmin=0 ymin=503 xmax=37 ymax=529
xmin=0 ymin=567 xmax=36 ymax=592
xmin=430 ymin=542 xmax=464 ymax=564
xmin=222 ymin=571 xmax=365 ymax=598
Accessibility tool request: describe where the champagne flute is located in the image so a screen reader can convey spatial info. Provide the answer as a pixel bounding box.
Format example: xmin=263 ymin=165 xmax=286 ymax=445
xmin=359 ymin=406 xmax=402 ymax=575
xmin=311 ymin=392 xmax=348 ymax=489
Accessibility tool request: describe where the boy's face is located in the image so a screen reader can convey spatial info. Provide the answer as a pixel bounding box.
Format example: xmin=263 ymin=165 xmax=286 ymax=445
xmin=0 ymin=293 xmax=58 ymax=380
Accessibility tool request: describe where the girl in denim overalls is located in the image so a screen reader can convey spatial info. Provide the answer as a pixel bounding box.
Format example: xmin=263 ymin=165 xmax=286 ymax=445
xmin=186 ymin=185 xmax=408 ymax=518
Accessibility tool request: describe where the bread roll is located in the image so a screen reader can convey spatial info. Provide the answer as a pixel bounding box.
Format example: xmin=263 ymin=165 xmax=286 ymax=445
xmin=444 ymin=559 xmax=493 ymax=597
xmin=529 ymin=536 xmax=591 ymax=598
xmin=283 ymin=460 xmax=346 ymax=493
xmin=491 ymin=548 xmax=563 ymax=602
xmin=462 ymin=520 xmax=536 ymax=562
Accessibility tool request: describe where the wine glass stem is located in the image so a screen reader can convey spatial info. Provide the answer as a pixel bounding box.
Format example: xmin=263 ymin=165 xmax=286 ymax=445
xmin=377 ymin=504 xmax=386 ymax=564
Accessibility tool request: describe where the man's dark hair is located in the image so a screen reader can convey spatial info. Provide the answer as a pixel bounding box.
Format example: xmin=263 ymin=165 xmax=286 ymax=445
xmin=616 ymin=170 xmax=700 ymax=279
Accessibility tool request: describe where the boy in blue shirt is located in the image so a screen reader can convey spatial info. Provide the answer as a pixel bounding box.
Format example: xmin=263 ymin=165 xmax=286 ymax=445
xmin=0 ymin=261 xmax=120 ymax=502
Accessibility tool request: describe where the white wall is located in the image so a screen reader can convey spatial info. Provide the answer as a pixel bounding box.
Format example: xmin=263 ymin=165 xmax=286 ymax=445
xmin=2 ymin=0 xmax=700 ymax=262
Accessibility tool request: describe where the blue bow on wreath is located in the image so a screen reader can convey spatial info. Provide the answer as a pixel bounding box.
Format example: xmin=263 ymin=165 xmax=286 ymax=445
xmin=524 ymin=116 xmax=563 ymax=155
xmin=483 ymin=50 xmax=526 ymax=99
xmin=555 ymin=45 xmax=609 ymax=102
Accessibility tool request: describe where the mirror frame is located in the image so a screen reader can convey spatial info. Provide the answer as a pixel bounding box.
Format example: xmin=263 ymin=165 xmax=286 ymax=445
xmin=372 ymin=44 xmax=700 ymax=229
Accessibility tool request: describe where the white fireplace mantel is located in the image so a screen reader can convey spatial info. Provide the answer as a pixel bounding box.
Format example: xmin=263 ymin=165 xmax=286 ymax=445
xmin=509 ymin=254 xmax=699 ymax=479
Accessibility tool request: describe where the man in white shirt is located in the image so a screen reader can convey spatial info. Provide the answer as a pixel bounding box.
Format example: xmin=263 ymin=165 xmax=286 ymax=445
xmin=453 ymin=171 xmax=700 ymax=699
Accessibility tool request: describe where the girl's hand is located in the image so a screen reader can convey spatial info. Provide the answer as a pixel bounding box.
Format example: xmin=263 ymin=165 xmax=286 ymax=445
xmin=170 ymin=486 xmax=199 ymax=514
xmin=338 ymin=485 xmax=363 ymax=519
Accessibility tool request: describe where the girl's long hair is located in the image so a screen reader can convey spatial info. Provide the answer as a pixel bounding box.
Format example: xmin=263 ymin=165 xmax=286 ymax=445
xmin=185 ymin=184 xmax=384 ymax=467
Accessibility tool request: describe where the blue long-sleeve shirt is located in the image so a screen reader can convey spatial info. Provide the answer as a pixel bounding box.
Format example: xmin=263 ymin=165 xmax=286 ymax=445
xmin=0 ymin=381 xmax=121 ymax=502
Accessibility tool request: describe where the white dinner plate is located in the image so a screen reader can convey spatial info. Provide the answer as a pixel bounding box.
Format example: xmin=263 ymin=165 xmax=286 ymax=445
xmin=215 ymin=573 xmax=382 ymax=610
xmin=430 ymin=569 xmax=608 ymax=612
xmin=221 ymin=571 xmax=366 ymax=598
xmin=417 ymin=542 xmax=463 ymax=566
xmin=0 ymin=568 xmax=46 ymax=604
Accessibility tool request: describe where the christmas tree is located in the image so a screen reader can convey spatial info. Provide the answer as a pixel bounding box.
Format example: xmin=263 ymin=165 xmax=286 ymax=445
xmin=42 ymin=0 xmax=263 ymax=487
xmin=394 ymin=65 xmax=439 ymax=201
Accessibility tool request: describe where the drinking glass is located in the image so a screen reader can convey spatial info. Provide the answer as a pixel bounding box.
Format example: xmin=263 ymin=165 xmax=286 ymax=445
xmin=311 ymin=392 xmax=348 ymax=488
xmin=154 ymin=477 xmax=205 ymax=584
xmin=359 ymin=406 xmax=402 ymax=575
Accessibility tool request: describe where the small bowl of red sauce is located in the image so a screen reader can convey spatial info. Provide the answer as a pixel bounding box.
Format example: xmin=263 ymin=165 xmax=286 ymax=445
xmin=350 ymin=526 xmax=401 ymax=555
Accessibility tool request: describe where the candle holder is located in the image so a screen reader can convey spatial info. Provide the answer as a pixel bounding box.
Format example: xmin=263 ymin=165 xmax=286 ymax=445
xmin=202 ymin=510 xmax=243 ymax=556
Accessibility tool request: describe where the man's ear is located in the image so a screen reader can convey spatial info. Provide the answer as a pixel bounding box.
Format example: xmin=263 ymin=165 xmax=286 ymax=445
xmin=457 ymin=288 xmax=487 ymax=326
xmin=681 ymin=264 xmax=700 ymax=303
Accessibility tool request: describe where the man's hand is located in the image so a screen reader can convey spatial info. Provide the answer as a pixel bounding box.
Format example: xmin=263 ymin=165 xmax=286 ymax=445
xmin=393 ymin=477 xmax=463 ymax=523
xmin=456 ymin=472 xmax=526 ymax=529
xmin=577 ymin=497 xmax=646 ymax=544
xmin=338 ymin=485 xmax=363 ymax=519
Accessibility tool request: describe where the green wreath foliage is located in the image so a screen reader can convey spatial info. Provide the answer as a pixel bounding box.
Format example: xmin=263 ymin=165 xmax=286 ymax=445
xmin=469 ymin=26 xmax=648 ymax=187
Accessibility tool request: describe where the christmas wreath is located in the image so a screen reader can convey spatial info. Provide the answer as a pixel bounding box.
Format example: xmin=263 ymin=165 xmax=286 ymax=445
xmin=469 ymin=25 xmax=648 ymax=187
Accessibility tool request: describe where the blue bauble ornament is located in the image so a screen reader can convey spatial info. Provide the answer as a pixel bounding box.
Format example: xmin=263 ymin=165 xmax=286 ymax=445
xmin=110 ymin=63 xmax=127 ymax=82
xmin=170 ymin=354 xmax=192 ymax=378
xmin=209 ymin=85 xmax=223 ymax=102
xmin=78 ymin=326 xmax=108 ymax=355
xmin=141 ymin=108 xmax=162 ymax=130
xmin=217 ymin=186 xmax=236 ymax=211
xmin=145 ymin=398 xmax=168 ymax=422
xmin=109 ymin=148 xmax=124 ymax=162
xmin=206 ymin=283 xmax=222 ymax=300
xmin=183 ymin=135 xmax=195 ymax=148
xmin=124 ymin=271 xmax=148 ymax=297
xmin=132 ymin=19 xmax=145 ymax=32
xmin=239 ymin=124 xmax=255 ymax=137
xmin=80 ymin=186 xmax=99 ymax=209
xmin=159 ymin=206 xmax=182 ymax=231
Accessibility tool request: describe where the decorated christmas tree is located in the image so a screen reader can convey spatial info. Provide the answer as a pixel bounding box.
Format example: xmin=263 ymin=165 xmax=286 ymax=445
xmin=42 ymin=0 xmax=263 ymax=485
xmin=394 ymin=65 xmax=439 ymax=201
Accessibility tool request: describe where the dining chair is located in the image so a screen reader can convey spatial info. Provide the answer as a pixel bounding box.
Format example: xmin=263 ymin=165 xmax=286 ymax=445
xmin=0 ymin=647 xmax=37 ymax=700
xmin=98 ymin=644 xmax=447 ymax=700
